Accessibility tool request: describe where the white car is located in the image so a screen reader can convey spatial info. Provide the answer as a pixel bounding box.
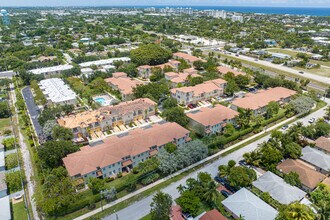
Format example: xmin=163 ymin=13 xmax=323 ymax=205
xmin=308 ymin=118 xmax=316 ymax=123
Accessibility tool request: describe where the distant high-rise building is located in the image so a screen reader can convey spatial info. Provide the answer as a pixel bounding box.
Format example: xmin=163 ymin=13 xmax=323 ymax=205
xmin=0 ymin=9 xmax=10 ymax=26
xmin=232 ymin=15 xmax=243 ymax=23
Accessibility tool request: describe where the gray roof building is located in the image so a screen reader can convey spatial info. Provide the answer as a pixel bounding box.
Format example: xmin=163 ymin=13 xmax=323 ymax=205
xmin=0 ymin=150 xmax=5 ymax=171
xmin=301 ymin=146 xmax=330 ymax=172
xmin=222 ymin=188 xmax=278 ymax=220
xmin=0 ymin=196 xmax=11 ymax=220
xmin=253 ymin=171 xmax=306 ymax=204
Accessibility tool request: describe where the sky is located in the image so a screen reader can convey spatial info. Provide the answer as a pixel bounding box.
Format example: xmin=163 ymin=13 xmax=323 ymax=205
xmin=1 ymin=0 xmax=330 ymax=7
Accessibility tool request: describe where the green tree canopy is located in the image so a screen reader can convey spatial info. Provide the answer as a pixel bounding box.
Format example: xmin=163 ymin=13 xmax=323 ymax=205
xmin=130 ymin=44 xmax=172 ymax=66
xmin=150 ymin=192 xmax=173 ymax=220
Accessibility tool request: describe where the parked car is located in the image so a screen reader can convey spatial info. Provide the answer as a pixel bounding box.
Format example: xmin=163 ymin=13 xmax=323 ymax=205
xmin=221 ymin=190 xmax=231 ymax=198
xmin=188 ymin=104 xmax=196 ymax=109
xmin=182 ymin=212 xmax=194 ymax=220
xmin=308 ymin=117 xmax=316 ymax=123
xmin=239 ymin=159 xmax=248 ymax=167
xmin=224 ymin=183 xmax=237 ymax=193
xmin=214 ymin=176 xmax=226 ymax=185
xmin=14 ymin=194 xmax=23 ymax=200
xmin=299 ymin=71 xmax=304 ymax=74
xmin=281 ymin=125 xmax=289 ymax=130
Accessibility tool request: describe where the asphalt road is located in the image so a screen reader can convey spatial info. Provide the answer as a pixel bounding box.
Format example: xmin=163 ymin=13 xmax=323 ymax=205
xmin=103 ymin=101 xmax=329 ymax=220
xmin=218 ymin=51 xmax=330 ymax=85
xmin=21 ymin=86 xmax=43 ymax=137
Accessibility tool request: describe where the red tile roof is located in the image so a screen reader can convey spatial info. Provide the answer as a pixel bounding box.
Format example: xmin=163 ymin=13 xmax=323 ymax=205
xmin=105 ymin=76 xmax=143 ymax=95
xmin=200 ymin=209 xmax=227 ymax=220
xmin=170 ymin=205 xmax=184 ymax=220
xmin=277 ymin=159 xmax=326 ymax=189
xmin=173 ymin=52 xmax=206 ymax=63
xmin=231 ymin=87 xmax=296 ymax=110
xmin=314 ymin=136 xmax=330 ymax=153
xmin=217 ymin=66 xmax=246 ymax=76
xmin=187 ymin=105 xmax=239 ymax=127
xmin=63 ymin=122 xmax=190 ymax=177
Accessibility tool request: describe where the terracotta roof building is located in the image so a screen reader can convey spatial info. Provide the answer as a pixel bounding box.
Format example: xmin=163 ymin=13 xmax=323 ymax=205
xmin=105 ymin=72 xmax=143 ymax=100
xmin=314 ymin=136 xmax=330 ymax=153
xmin=231 ymin=87 xmax=296 ymax=115
xmin=63 ymin=122 xmax=190 ymax=180
xmin=199 ymin=209 xmax=227 ymax=220
xmin=187 ymin=105 xmax=239 ymax=136
xmin=170 ymin=79 xmax=227 ymax=105
xmin=217 ymin=66 xmax=246 ymax=77
xmin=165 ymin=71 xmax=200 ymax=88
xmin=277 ymin=159 xmax=326 ymax=191
xmin=170 ymin=205 xmax=184 ymax=220
xmin=137 ymin=60 xmax=180 ymax=79
xmin=173 ymin=52 xmax=206 ymax=64
xmin=58 ymin=98 xmax=156 ymax=139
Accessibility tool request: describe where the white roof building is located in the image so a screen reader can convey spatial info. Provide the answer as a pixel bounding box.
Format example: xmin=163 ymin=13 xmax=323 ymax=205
xmin=301 ymin=146 xmax=330 ymax=172
xmin=29 ymin=64 xmax=73 ymax=77
xmin=253 ymin=171 xmax=306 ymax=204
xmin=222 ymin=188 xmax=278 ymax=220
xmin=39 ymin=78 xmax=77 ymax=105
xmin=79 ymin=57 xmax=130 ymax=68
xmin=0 ymin=196 xmax=11 ymax=220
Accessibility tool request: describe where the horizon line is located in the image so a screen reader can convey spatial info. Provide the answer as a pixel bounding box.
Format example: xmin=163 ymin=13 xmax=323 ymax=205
xmin=1 ymin=5 xmax=330 ymax=8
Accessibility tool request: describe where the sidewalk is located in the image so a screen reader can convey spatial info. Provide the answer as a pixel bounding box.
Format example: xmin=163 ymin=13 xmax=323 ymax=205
xmin=75 ymin=116 xmax=296 ymax=220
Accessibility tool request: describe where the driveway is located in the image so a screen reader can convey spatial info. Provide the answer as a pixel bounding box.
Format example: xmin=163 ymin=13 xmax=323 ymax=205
xmin=21 ymin=87 xmax=43 ymax=137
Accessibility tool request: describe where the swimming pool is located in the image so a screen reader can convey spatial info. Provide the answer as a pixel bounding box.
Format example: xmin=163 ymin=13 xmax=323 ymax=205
xmin=94 ymin=97 xmax=106 ymax=105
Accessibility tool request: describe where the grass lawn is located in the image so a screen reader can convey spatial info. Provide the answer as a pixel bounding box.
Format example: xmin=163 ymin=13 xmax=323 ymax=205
xmin=293 ymin=66 xmax=330 ymax=78
xmin=139 ymin=213 xmax=152 ymax=220
xmin=12 ymin=201 xmax=28 ymax=220
xmin=0 ymin=117 xmax=11 ymax=133
xmin=266 ymin=48 xmax=299 ymax=57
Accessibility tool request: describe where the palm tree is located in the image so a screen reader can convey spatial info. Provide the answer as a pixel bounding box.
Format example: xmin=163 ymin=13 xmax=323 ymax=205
xmin=325 ymin=106 xmax=330 ymax=120
xmin=280 ymin=203 xmax=315 ymax=220
xmin=203 ymin=181 xmax=218 ymax=207
xmin=218 ymin=165 xmax=229 ymax=178
xmin=176 ymin=184 xmax=185 ymax=194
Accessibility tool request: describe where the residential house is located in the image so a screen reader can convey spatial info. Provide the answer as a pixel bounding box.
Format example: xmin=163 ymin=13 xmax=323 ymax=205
xmin=105 ymin=72 xmax=143 ymax=100
xmin=0 ymin=196 xmax=11 ymax=220
xmin=300 ymin=146 xmax=330 ymax=175
xmin=170 ymin=205 xmax=184 ymax=220
xmin=29 ymin=64 xmax=73 ymax=78
xmin=187 ymin=105 xmax=239 ymax=136
xmin=199 ymin=209 xmax=227 ymax=220
xmin=170 ymin=79 xmax=227 ymax=106
xmin=231 ymin=87 xmax=296 ymax=115
xmin=57 ymin=98 xmax=156 ymax=138
xmin=222 ymin=188 xmax=278 ymax=220
xmin=173 ymin=52 xmax=206 ymax=65
xmin=137 ymin=65 xmax=152 ymax=79
xmin=63 ymin=122 xmax=190 ymax=181
xmin=314 ymin=136 xmax=330 ymax=154
xmin=252 ymin=171 xmax=306 ymax=205
xmin=276 ymin=159 xmax=326 ymax=192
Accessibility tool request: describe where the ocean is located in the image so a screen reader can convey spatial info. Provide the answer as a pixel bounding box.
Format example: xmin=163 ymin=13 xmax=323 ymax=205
xmin=137 ymin=6 xmax=330 ymax=16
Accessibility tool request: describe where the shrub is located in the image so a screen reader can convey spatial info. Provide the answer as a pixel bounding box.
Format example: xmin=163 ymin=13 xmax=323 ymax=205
xmin=117 ymin=172 xmax=122 ymax=178
xmin=141 ymin=173 xmax=160 ymax=185
xmin=5 ymin=153 xmax=18 ymax=170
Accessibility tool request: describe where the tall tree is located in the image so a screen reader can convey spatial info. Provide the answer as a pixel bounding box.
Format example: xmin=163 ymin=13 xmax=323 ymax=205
xmin=150 ymin=191 xmax=173 ymax=220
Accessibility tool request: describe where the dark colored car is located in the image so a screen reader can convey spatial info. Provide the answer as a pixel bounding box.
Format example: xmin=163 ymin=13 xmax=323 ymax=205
xmin=214 ymin=176 xmax=226 ymax=185
xmin=221 ymin=190 xmax=231 ymax=198
xmin=224 ymin=183 xmax=237 ymax=193
xmin=239 ymin=159 xmax=248 ymax=167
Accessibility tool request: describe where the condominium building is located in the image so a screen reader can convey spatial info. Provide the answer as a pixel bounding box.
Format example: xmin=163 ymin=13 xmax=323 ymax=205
xmin=63 ymin=122 xmax=191 ymax=180
xmin=57 ymin=98 xmax=156 ymax=138
xmin=187 ymin=105 xmax=239 ymax=136
xmin=173 ymin=52 xmax=206 ymax=65
xmin=105 ymin=72 xmax=143 ymax=100
xmin=137 ymin=60 xmax=181 ymax=79
xmin=170 ymin=79 xmax=227 ymax=105
xmin=29 ymin=64 xmax=73 ymax=77
xmin=79 ymin=57 xmax=130 ymax=68
xmin=38 ymin=78 xmax=77 ymax=106
xmin=231 ymin=87 xmax=296 ymax=115
xmin=164 ymin=71 xmax=200 ymax=88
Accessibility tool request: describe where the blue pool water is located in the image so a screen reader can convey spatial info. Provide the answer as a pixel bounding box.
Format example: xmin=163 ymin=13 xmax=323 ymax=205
xmin=95 ymin=97 xmax=106 ymax=105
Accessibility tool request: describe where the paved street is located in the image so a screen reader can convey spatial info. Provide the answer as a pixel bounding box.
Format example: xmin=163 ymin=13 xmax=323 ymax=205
xmin=217 ymin=51 xmax=330 ymax=85
xmin=21 ymin=86 xmax=43 ymax=137
xmin=9 ymin=83 xmax=39 ymax=220
xmin=102 ymin=102 xmax=329 ymax=220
